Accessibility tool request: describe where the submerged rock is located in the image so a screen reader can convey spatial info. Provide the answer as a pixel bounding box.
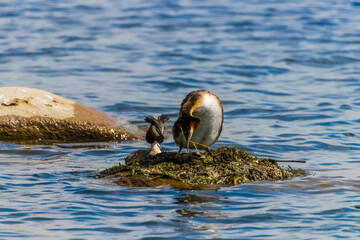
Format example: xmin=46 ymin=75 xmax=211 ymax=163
xmin=102 ymin=147 xmax=306 ymax=189
xmin=0 ymin=87 xmax=141 ymax=142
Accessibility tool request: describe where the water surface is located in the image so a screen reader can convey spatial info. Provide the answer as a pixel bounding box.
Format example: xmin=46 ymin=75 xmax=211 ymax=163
xmin=1 ymin=0 xmax=360 ymax=239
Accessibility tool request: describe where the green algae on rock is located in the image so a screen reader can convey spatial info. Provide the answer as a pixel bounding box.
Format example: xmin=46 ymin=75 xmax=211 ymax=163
xmin=101 ymin=147 xmax=306 ymax=189
xmin=0 ymin=116 xmax=138 ymax=142
xmin=0 ymin=87 xmax=141 ymax=142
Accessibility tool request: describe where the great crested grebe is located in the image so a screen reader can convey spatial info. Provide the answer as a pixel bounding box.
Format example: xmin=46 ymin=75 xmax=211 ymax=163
xmin=145 ymin=114 xmax=169 ymax=144
xmin=173 ymin=90 xmax=223 ymax=153
xmin=144 ymin=114 xmax=169 ymax=156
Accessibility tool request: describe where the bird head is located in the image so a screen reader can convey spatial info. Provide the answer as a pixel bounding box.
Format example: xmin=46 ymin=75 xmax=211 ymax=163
xmin=176 ymin=114 xmax=200 ymax=152
xmin=145 ymin=114 xmax=169 ymax=143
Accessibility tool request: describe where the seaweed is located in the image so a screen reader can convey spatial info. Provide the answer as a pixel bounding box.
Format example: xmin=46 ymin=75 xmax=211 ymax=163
xmin=101 ymin=147 xmax=306 ymax=189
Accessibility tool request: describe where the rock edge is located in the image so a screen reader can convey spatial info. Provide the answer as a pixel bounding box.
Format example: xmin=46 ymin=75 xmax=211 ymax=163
xmin=0 ymin=87 xmax=141 ymax=142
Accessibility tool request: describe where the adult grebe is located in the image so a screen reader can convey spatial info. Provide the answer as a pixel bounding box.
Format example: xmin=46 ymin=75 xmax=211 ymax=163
xmin=173 ymin=90 xmax=223 ymax=153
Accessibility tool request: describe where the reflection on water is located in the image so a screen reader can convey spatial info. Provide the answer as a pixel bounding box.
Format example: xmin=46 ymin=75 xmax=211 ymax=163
xmin=1 ymin=0 xmax=360 ymax=239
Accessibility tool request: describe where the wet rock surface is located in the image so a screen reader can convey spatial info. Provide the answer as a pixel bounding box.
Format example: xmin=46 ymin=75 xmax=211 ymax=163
xmin=102 ymin=147 xmax=306 ymax=189
xmin=0 ymin=87 xmax=141 ymax=142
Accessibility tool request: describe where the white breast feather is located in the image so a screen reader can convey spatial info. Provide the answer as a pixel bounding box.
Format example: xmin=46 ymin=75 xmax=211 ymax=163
xmin=191 ymin=94 xmax=222 ymax=148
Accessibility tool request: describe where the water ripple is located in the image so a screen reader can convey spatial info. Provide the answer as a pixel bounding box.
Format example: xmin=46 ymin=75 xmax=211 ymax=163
xmin=223 ymin=64 xmax=289 ymax=77
xmin=1 ymin=0 xmax=360 ymax=239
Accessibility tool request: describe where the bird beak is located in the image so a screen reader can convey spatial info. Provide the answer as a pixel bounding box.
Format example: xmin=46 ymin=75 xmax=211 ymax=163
xmin=186 ymin=127 xmax=194 ymax=153
xmin=178 ymin=116 xmax=199 ymax=154
xmin=158 ymin=131 xmax=165 ymax=142
xmin=155 ymin=126 xmax=165 ymax=143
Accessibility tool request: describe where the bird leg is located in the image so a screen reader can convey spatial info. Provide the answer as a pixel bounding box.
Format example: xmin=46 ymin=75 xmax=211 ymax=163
xmin=190 ymin=141 xmax=200 ymax=155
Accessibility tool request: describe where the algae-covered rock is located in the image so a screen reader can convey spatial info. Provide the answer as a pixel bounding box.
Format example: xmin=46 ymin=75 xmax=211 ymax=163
xmin=102 ymin=147 xmax=306 ymax=189
xmin=0 ymin=87 xmax=141 ymax=142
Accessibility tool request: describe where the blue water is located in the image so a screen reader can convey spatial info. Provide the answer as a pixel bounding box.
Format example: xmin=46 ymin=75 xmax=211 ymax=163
xmin=1 ymin=0 xmax=360 ymax=239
